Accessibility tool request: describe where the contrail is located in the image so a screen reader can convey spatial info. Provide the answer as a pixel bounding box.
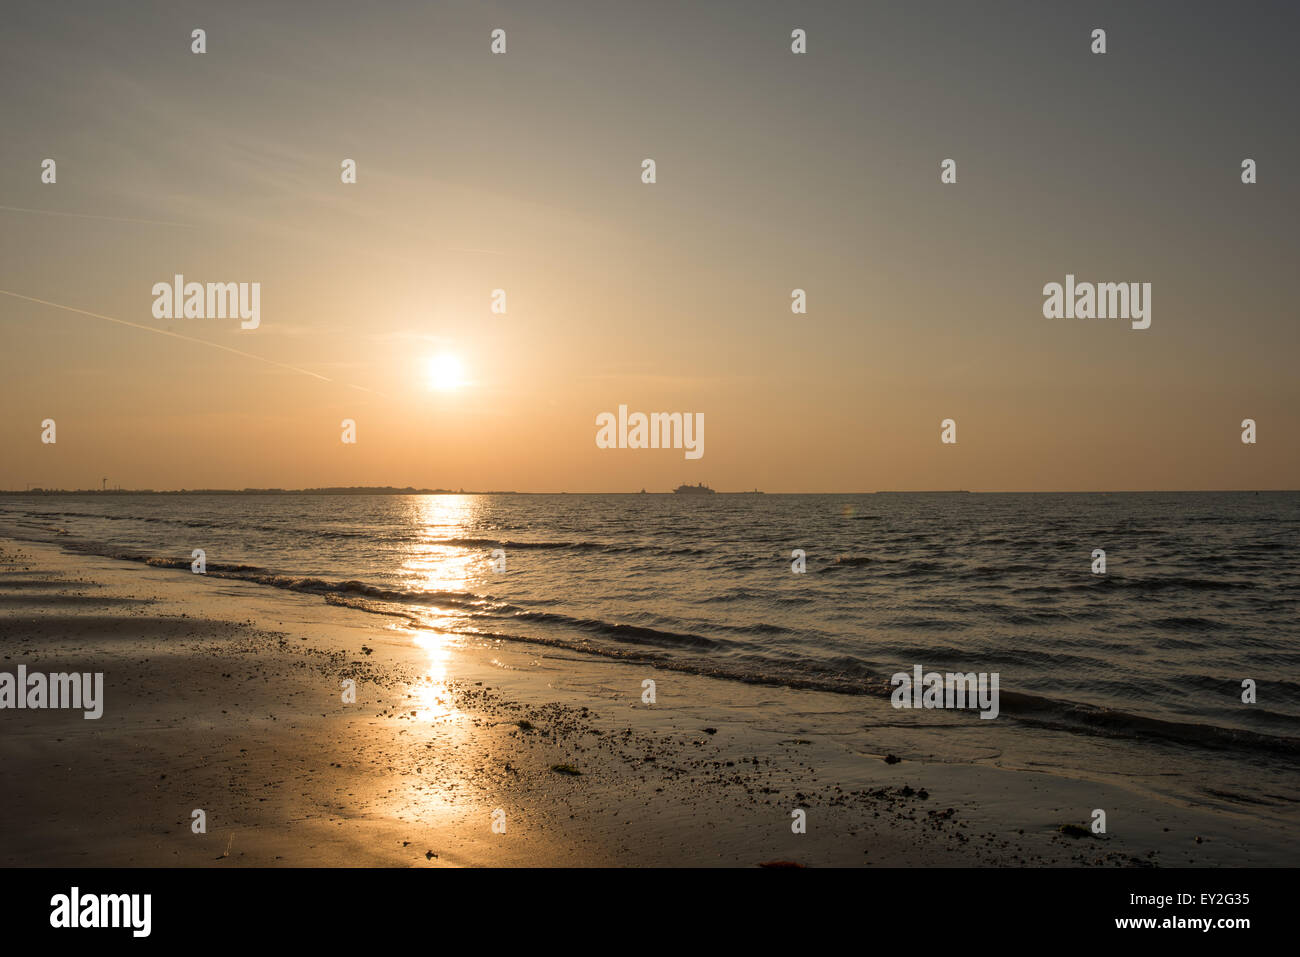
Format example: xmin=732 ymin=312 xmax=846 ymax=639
xmin=0 ymin=289 xmax=388 ymax=396
xmin=0 ymin=204 xmax=196 ymax=229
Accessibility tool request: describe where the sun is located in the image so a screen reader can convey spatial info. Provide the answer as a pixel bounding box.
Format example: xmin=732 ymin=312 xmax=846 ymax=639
xmin=426 ymin=354 xmax=466 ymax=392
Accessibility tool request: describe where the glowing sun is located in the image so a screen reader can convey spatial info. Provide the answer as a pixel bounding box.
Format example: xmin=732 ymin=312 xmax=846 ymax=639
xmin=426 ymin=354 xmax=466 ymax=392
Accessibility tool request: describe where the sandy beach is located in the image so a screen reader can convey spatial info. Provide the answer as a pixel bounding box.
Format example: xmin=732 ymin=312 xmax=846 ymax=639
xmin=2 ymin=535 xmax=1293 ymax=868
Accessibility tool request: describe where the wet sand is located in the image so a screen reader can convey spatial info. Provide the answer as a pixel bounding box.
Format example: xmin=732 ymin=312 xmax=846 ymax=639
xmin=1 ymin=537 xmax=1292 ymax=867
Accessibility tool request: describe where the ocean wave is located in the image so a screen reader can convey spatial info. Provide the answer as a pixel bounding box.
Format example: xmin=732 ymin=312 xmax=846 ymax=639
xmin=427 ymin=537 xmax=709 ymax=556
xmin=505 ymin=610 xmax=723 ymax=650
xmin=997 ymin=690 xmax=1300 ymax=758
xmin=62 ymin=544 xmax=499 ymax=610
xmin=404 ymin=623 xmax=1300 ymax=757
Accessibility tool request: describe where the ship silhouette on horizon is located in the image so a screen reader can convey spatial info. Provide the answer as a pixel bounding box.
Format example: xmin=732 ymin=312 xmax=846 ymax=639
xmin=673 ymin=482 xmax=716 ymax=495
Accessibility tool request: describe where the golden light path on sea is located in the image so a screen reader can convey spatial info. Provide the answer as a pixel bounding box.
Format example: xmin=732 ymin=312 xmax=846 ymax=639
xmin=398 ymin=496 xmax=486 ymax=722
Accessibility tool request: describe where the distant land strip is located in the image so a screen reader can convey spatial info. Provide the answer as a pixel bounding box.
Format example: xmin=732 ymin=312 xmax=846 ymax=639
xmin=2 ymin=488 xmax=1292 ymax=496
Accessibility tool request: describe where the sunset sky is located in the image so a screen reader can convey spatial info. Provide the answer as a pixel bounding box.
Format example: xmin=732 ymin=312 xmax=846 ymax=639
xmin=2 ymin=0 xmax=1296 ymax=492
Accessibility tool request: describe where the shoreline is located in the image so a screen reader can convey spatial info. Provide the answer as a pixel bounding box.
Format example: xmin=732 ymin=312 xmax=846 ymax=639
xmin=1 ymin=535 xmax=1294 ymax=867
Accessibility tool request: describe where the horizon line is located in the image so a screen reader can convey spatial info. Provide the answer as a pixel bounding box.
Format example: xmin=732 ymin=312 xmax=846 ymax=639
xmin=2 ymin=487 xmax=1297 ymax=496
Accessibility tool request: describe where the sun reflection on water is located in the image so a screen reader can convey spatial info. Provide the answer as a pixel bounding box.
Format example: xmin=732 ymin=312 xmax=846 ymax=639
xmin=397 ymin=495 xmax=493 ymax=595
xmin=396 ymin=496 xmax=495 ymax=723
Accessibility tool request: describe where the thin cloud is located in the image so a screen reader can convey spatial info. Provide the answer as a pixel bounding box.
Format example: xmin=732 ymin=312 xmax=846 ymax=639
xmin=0 ymin=289 xmax=387 ymax=397
xmin=0 ymin=204 xmax=196 ymax=229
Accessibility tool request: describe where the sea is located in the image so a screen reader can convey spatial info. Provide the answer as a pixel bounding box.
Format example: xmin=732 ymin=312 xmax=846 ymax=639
xmin=2 ymin=490 xmax=1297 ymax=819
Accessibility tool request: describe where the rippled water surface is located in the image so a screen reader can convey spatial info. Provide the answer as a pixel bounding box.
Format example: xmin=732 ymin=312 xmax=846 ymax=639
xmin=3 ymin=491 xmax=1298 ymax=754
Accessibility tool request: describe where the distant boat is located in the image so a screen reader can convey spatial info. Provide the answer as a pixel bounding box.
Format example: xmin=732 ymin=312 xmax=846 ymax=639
xmin=673 ymin=482 xmax=716 ymax=495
